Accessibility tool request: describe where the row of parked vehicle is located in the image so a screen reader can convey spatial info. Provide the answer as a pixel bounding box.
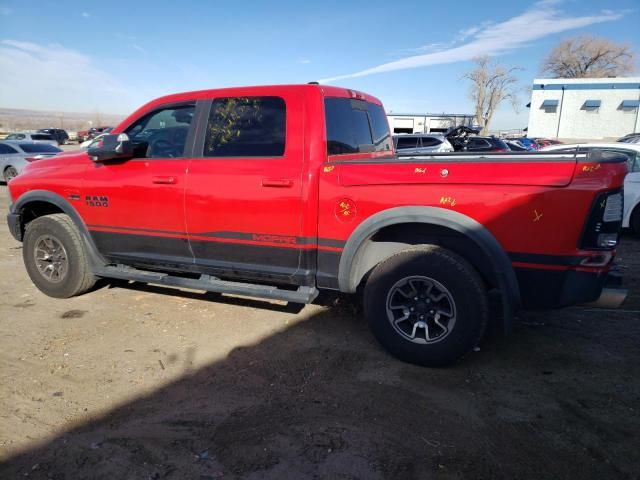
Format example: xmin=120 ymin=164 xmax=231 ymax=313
xmin=3 ymin=126 xmax=114 ymax=147
xmin=393 ymin=127 xmax=565 ymax=155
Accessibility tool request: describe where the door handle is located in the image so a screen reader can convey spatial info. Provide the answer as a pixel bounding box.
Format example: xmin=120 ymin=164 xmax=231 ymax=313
xmin=152 ymin=176 xmax=177 ymax=184
xmin=261 ymin=178 xmax=293 ymax=188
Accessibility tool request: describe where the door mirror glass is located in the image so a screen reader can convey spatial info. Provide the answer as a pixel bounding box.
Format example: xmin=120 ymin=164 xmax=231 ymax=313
xmin=88 ymin=133 xmax=133 ymax=162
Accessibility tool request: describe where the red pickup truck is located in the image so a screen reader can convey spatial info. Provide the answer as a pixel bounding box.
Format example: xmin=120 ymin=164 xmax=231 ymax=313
xmin=6 ymin=84 xmax=627 ymax=366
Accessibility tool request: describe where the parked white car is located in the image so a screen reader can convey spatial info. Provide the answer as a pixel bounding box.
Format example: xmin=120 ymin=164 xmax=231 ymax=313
xmin=4 ymin=132 xmax=58 ymax=146
xmin=541 ymin=143 xmax=640 ymax=234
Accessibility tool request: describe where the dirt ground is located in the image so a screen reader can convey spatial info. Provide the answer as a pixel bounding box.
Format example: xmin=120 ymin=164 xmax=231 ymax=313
xmin=0 ymin=185 xmax=638 ymax=480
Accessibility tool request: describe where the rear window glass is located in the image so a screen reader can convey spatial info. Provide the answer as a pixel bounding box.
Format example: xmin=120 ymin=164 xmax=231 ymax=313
xmin=325 ymin=97 xmax=391 ymax=155
xmin=204 ymin=96 xmax=286 ymax=157
xmin=367 ymin=103 xmax=392 ymax=152
xmin=18 ymin=143 xmax=62 ymax=153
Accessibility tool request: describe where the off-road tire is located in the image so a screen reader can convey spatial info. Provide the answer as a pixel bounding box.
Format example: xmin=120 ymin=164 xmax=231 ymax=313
xmin=23 ymin=214 xmax=96 ymax=298
xmin=364 ymin=245 xmax=488 ymax=367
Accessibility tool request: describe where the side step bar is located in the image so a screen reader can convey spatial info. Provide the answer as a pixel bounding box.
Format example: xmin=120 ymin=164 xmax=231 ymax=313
xmin=94 ymin=265 xmax=319 ymax=304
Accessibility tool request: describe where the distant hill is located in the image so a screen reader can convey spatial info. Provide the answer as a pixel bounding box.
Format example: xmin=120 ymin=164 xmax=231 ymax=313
xmin=0 ymin=107 xmax=125 ymax=132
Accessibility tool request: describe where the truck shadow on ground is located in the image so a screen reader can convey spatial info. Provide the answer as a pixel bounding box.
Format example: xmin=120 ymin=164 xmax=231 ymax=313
xmin=2 ymin=288 xmax=639 ymax=480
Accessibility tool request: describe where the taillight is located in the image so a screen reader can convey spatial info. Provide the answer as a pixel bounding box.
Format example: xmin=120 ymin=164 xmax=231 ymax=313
xmin=347 ymin=89 xmax=366 ymax=100
xmin=24 ymin=155 xmax=49 ymax=162
xmin=580 ymin=190 xmax=624 ymax=250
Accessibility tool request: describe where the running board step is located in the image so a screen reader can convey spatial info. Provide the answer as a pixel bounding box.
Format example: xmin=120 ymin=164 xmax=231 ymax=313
xmin=95 ymin=265 xmax=319 ymax=304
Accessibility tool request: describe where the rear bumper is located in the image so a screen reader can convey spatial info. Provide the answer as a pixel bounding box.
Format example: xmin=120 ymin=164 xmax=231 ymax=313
xmin=515 ymin=266 xmax=616 ymax=309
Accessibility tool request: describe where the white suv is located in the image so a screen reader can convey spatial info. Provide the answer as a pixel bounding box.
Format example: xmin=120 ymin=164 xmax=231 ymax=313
xmin=393 ymin=134 xmax=454 ymax=155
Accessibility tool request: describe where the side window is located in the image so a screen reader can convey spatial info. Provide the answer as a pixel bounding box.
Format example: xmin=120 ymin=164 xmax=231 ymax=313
xmin=0 ymin=144 xmax=18 ymax=154
xmin=396 ymin=137 xmax=418 ymax=149
xmin=203 ymin=96 xmax=286 ymax=157
xmin=124 ymin=104 xmax=195 ymax=158
xmin=421 ymin=137 xmax=441 ymax=147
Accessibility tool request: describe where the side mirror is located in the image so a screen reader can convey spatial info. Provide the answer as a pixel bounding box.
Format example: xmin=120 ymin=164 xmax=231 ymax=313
xmin=88 ymin=133 xmax=133 ymax=162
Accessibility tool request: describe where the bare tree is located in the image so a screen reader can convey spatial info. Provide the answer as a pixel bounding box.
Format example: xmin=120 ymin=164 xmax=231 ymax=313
xmin=541 ymin=35 xmax=636 ymax=78
xmin=463 ymin=56 xmax=520 ymax=135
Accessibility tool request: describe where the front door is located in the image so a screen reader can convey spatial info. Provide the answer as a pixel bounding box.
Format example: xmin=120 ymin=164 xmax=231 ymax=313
xmin=185 ymin=93 xmax=308 ymax=284
xmin=79 ymin=102 xmax=197 ymax=268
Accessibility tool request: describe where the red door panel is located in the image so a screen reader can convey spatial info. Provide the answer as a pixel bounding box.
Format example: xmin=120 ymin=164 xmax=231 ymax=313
xmin=185 ymin=92 xmax=308 ymax=284
xmin=80 ymin=159 xmax=191 ymax=265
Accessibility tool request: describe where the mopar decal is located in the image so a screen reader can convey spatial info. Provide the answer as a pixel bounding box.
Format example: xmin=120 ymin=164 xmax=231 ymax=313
xmin=252 ymin=234 xmax=297 ymax=244
xmin=85 ymin=195 xmax=109 ymax=207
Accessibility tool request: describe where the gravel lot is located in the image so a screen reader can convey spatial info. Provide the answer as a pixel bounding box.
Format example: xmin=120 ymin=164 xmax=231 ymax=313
xmin=0 ymin=184 xmax=638 ymax=479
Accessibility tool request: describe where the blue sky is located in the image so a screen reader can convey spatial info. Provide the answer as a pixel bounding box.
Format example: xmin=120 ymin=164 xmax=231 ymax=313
xmin=0 ymin=0 xmax=638 ymax=129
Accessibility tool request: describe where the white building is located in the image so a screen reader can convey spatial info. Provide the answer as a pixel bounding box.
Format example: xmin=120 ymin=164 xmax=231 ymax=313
xmin=387 ymin=112 xmax=476 ymax=134
xmin=527 ymin=77 xmax=640 ymax=140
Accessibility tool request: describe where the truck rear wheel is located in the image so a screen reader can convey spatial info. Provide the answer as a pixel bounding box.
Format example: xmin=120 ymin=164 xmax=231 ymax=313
xmin=23 ymin=214 xmax=96 ymax=298
xmin=364 ymin=245 xmax=488 ymax=367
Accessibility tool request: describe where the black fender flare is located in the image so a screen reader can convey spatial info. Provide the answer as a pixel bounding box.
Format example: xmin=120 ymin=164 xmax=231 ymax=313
xmin=337 ymin=206 xmax=521 ymax=331
xmin=12 ymin=190 xmax=107 ymax=268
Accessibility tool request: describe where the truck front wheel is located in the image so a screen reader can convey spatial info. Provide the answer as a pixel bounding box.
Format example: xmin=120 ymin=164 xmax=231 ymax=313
xmin=23 ymin=214 xmax=96 ymax=298
xmin=364 ymin=245 xmax=488 ymax=367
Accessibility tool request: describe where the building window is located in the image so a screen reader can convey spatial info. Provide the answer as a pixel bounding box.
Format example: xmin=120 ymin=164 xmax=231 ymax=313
xmin=620 ymin=100 xmax=640 ymax=113
xmin=541 ymin=99 xmax=558 ymax=113
xmin=582 ymin=100 xmax=601 ymax=112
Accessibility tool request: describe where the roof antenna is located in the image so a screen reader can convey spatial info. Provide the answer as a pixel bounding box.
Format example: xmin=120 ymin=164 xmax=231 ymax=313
xmin=307 ymin=81 xmax=319 ymax=85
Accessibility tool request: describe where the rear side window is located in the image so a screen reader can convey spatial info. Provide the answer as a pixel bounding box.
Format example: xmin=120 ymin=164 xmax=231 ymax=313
xmin=0 ymin=143 xmax=19 ymax=154
xmin=18 ymin=143 xmax=62 ymax=153
xmin=204 ymin=96 xmax=286 ymax=157
xmin=325 ymin=97 xmax=391 ymax=155
xmin=420 ymin=137 xmax=442 ymax=147
xmin=396 ymin=137 xmax=418 ymax=149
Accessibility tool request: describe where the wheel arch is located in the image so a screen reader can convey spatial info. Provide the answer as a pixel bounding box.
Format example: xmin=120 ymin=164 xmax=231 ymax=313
xmin=338 ymin=206 xmax=521 ymax=332
xmin=12 ymin=190 xmax=106 ymax=268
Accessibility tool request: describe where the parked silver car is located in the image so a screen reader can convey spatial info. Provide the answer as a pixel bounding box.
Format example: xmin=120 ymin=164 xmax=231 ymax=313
xmin=393 ymin=134 xmax=454 ymax=154
xmin=4 ymin=132 xmax=58 ymax=146
xmin=0 ymin=141 xmax=62 ymax=182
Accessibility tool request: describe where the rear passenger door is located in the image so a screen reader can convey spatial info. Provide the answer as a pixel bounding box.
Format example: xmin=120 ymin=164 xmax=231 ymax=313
xmin=184 ymin=93 xmax=309 ymax=285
